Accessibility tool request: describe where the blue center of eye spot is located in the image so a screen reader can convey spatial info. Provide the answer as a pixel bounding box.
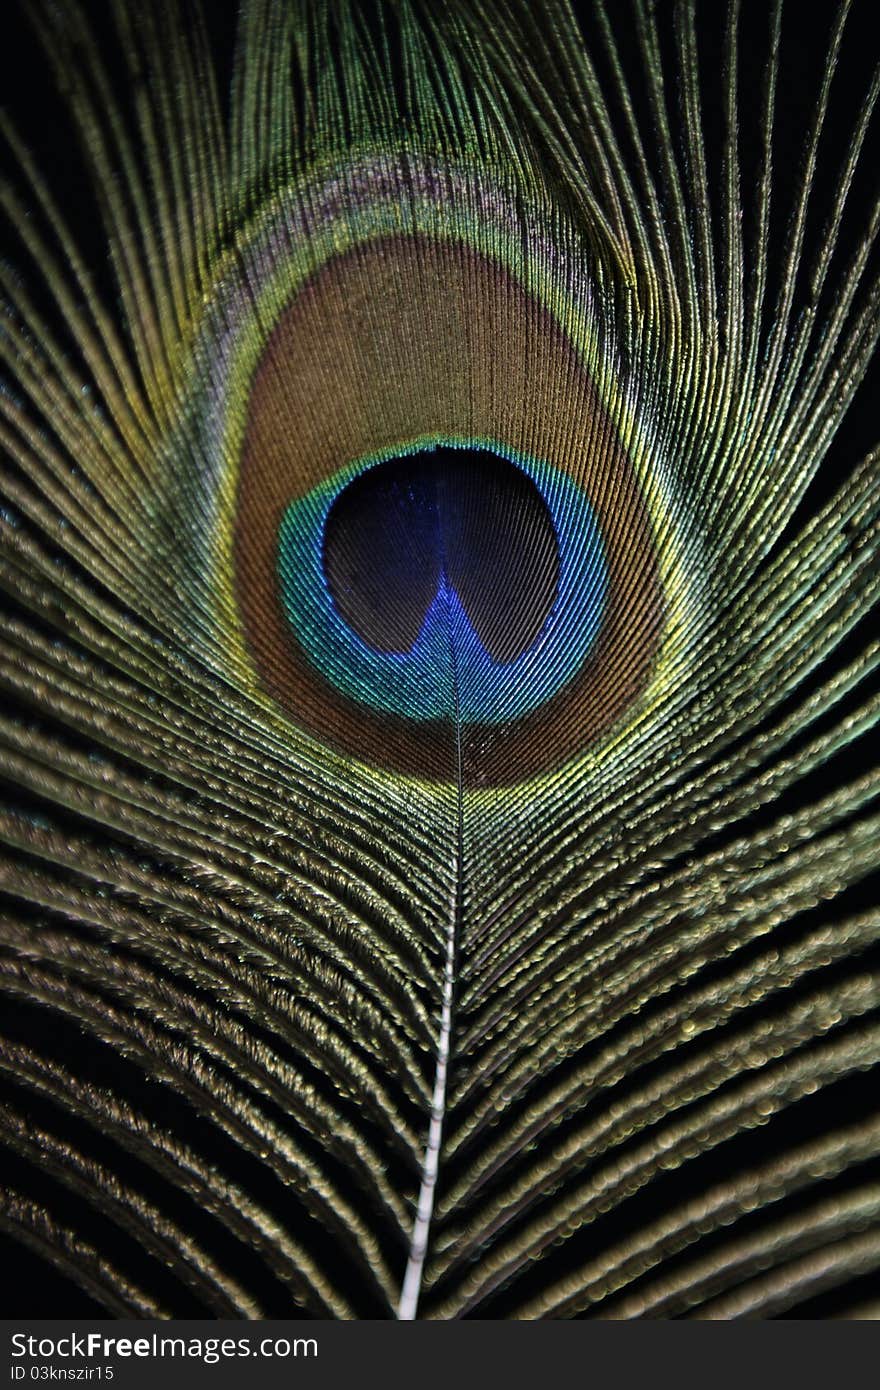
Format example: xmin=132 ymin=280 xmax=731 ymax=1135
xmin=276 ymin=442 xmax=608 ymax=723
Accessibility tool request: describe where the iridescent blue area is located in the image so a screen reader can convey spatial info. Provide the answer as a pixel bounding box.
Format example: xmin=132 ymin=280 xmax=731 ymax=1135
xmin=277 ymin=443 xmax=608 ymax=724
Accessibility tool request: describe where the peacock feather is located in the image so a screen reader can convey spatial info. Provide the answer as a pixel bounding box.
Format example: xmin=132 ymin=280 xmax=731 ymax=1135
xmin=0 ymin=0 xmax=879 ymax=1319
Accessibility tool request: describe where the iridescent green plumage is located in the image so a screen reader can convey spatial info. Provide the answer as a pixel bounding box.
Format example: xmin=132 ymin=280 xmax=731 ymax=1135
xmin=0 ymin=0 xmax=878 ymax=1318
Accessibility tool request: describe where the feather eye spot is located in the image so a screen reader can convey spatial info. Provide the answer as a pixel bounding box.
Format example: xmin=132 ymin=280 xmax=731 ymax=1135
xmin=223 ymin=219 xmax=665 ymax=782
